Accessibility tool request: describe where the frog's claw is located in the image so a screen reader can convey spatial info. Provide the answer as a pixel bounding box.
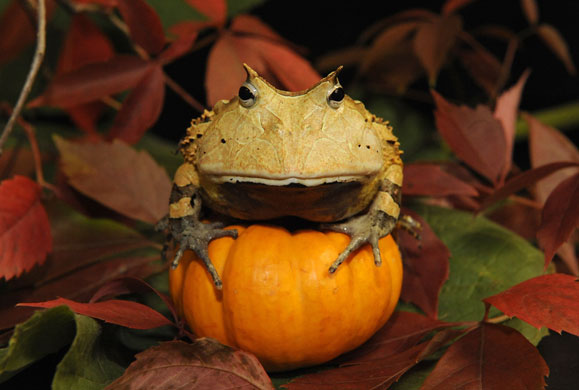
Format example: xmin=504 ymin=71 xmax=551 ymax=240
xmin=323 ymin=211 xmax=394 ymax=273
xmin=170 ymin=220 xmax=237 ymax=289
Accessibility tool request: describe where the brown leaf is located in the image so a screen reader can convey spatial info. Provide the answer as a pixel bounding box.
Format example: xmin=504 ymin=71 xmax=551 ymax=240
xmin=19 ymin=297 xmax=173 ymax=329
xmin=520 ymin=0 xmax=539 ymax=24
xmin=342 ymin=311 xmax=453 ymax=363
xmin=413 ymin=14 xmax=462 ymax=85
xmin=117 ymin=0 xmax=165 ymax=55
xmin=0 ymin=176 xmax=52 ymax=280
xmin=441 ymin=0 xmax=473 ymax=15
xmin=106 ymin=339 xmax=273 ymax=390
xmin=398 ymin=211 xmax=450 ymax=318
xmin=403 ymin=163 xmax=478 ymax=197
xmin=205 ymin=15 xmax=320 ymax=105
xmin=493 ymin=70 xmax=531 ymax=180
xmin=537 ymin=24 xmax=576 ymax=75
xmin=108 ymin=64 xmax=165 ymax=144
xmin=432 ymin=90 xmax=507 ymax=184
xmin=422 ymin=323 xmax=548 ymax=390
xmin=527 ymin=113 xmax=579 ymax=203
xmin=29 ymin=55 xmax=150 ymax=108
xmin=54 ymin=137 xmax=171 ymax=224
xmin=484 ymin=274 xmax=579 ymax=336
xmin=478 ymin=161 xmax=579 ymax=211
xmin=537 ymin=173 xmax=579 ymax=266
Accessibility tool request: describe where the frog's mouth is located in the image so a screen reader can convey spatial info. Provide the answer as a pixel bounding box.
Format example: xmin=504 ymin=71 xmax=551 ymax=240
xmin=207 ymin=174 xmax=370 ymax=187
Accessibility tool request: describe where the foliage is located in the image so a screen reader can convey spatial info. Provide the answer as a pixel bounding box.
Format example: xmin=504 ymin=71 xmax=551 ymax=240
xmin=0 ymin=0 xmax=578 ymax=388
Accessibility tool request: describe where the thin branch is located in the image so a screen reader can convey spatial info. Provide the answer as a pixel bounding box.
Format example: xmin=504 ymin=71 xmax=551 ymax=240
xmin=0 ymin=0 xmax=46 ymax=155
xmin=164 ymin=72 xmax=206 ymax=113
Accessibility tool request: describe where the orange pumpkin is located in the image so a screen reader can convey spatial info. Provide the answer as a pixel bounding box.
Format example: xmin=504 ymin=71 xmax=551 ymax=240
xmin=169 ymin=224 xmax=403 ymax=372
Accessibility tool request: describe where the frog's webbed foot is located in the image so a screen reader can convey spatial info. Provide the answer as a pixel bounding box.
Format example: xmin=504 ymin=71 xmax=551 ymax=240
xmin=171 ymin=219 xmax=237 ymax=289
xmin=322 ymin=211 xmax=396 ymax=273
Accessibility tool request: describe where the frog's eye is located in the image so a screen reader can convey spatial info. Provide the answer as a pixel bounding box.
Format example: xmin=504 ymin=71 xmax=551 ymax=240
xmin=327 ymin=85 xmax=345 ymax=109
xmin=239 ymin=82 xmax=258 ymax=108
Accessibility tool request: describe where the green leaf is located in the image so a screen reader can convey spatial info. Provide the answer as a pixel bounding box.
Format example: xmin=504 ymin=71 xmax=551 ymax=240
xmin=145 ymin=0 xmax=206 ymax=31
xmin=227 ymin=0 xmax=268 ymax=17
xmin=52 ymin=315 xmax=124 ymax=390
xmin=412 ymin=204 xmax=548 ymax=343
xmin=0 ymin=306 xmax=76 ymax=383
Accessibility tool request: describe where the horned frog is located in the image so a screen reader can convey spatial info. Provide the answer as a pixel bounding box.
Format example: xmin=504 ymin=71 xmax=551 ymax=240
xmin=165 ymin=64 xmax=403 ymax=289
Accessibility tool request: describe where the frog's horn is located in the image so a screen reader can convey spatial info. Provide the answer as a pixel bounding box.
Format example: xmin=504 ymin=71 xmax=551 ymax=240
xmin=325 ymin=65 xmax=343 ymax=84
xmin=242 ymin=63 xmax=260 ymax=79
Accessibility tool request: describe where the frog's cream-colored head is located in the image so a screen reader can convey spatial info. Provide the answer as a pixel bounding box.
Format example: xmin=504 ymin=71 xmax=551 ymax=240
xmin=187 ymin=64 xmax=397 ymax=187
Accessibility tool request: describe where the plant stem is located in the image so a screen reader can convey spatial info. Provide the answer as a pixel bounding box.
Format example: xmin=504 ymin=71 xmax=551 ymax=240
xmin=0 ymin=0 xmax=46 ymax=155
xmin=164 ymin=73 xmax=206 ymax=112
xmin=516 ymin=100 xmax=579 ymax=137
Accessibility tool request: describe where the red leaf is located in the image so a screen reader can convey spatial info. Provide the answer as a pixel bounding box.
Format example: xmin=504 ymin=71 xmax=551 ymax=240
xmin=342 ymin=311 xmax=454 ymax=363
xmin=478 ymin=161 xmax=579 ymax=211
xmin=537 ymin=24 xmax=576 ymax=75
xmin=422 ymin=323 xmax=548 ymax=390
xmin=441 ymin=0 xmax=473 ymax=14
xmin=432 ymin=90 xmax=507 ymax=184
xmin=19 ymin=297 xmax=172 ymax=329
xmin=108 ymin=64 xmax=165 ymax=144
xmin=398 ymin=211 xmax=450 ymax=318
xmin=159 ymin=23 xmax=200 ymax=63
xmin=493 ymin=70 xmax=530 ymax=180
xmin=484 ymin=274 xmax=579 ymax=336
xmin=29 ymin=55 xmax=150 ymax=108
xmin=0 ymin=176 xmax=52 ymax=280
xmin=286 ymin=331 xmax=459 ymax=390
xmin=106 ymin=339 xmax=273 ymax=389
xmin=537 ymin=173 xmax=579 ymax=267
xmin=205 ymin=15 xmax=320 ymax=105
xmin=520 ymin=0 xmax=539 ymax=24
xmin=0 ymin=0 xmax=38 ymax=63
xmin=403 ymin=163 xmax=478 ymax=197
xmin=527 ymin=113 xmax=579 ymax=203
xmin=457 ymin=44 xmax=502 ymax=97
xmin=117 ymin=0 xmax=165 ymax=55
xmin=54 ymin=137 xmax=171 ymax=224
xmin=57 ymin=14 xmax=115 ymax=134
xmin=186 ymin=0 xmax=227 ymax=26
xmin=413 ymin=14 xmax=462 ymax=85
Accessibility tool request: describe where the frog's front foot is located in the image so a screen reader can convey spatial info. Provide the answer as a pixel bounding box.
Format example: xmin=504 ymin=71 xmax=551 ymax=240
xmin=171 ymin=219 xmax=237 ymax=289
xmin=323 ymin=212 xmax=396 ymax=273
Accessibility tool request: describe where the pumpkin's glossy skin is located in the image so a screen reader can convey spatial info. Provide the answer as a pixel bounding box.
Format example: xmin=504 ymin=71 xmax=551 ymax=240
xmin=169 ymin=225 xmax=403 ymax=372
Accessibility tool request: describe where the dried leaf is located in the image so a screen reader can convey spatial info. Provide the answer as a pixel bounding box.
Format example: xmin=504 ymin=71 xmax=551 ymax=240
xmin=108 ymin=64 xmax=165 ymax=144
xmin=537 ymin=173 xmax=579 ymax=266
xmin=485 ymin=274 xmax=579 ymax=336
xmin=0 ymin=176 xmax=52 ymax=280
xmin=493 ymin=70 xmax=530 ymax=180
xmin=422 ymin=323 xmax=548 ymax=390
xmin=403 ymin=163 xmax=478 ymax=197
xmin=520 ymin=0 xmax=539 ymax=24
xmin=432 ymin=90 xmax=507 ymax=184
xmin=537 ymin=24 xmax=576 ymax=75
xmin=106 ymin=339 xmax=273 ymax=389
xmin=526 ymin=113 xmax=579 ymax=203
xmin=413 ymin=15 xmax=462 ymax=85
xmin=19 ymin=297 xmax=173 ymax=330
xmin=342 ymin=311 xmax=453 ymax=363
xmin=29 ymin=55 xmax=150 ymax=108
xmin=205 ymin=15 xmax=320 ymax=105
xmin=398 ymin=212 xmax=450 ymax=318
xmin=441 ymin=0 xmax=473 ymax=15
xmin=186 ymin=0 xmax=227 ymax=26
xmin=478 ymin=161 xmax=579 ymax=211
xmin=117 ymin=0 xmax=165 ymax=55
xmin=54 ymin=137 xmax=171 ymax=224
